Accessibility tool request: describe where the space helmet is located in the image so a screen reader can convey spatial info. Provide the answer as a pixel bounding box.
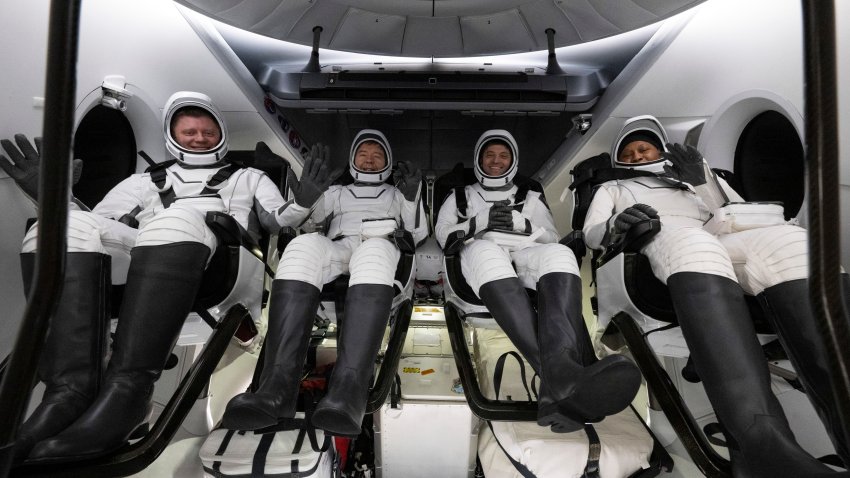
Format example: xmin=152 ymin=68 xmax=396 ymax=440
xmin=163 ymin=91 xmax=229 ymax=166
xmin=611 ymin=115 xmax=669 ymax=174
xmin=474 ymin=129 xmax=518 ymax=188
xmin=349 ymin=129 xmax=392 ymax=184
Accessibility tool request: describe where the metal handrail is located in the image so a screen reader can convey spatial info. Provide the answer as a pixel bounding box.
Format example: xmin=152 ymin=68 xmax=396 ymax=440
xmin=0 ymin=1 xmax=80 ymax=476
xmin=444 ymin=303 xmax=538 ymax=421
xmin=366 ymin=299 xmax=413 ymax=414
xmin=801 ymin=0 xmax=850 ymax=452
xmin=612 ymin=313 xmax=731 ymax=477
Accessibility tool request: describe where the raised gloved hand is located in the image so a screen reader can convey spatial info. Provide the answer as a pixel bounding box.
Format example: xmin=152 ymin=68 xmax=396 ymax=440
xmin=0 ymin=135 xmax=84 ymax=203
xmin=286 ymin=143 xmax=333 ymax=208
xmin=614 ymin=204 xmax=659 ymax=235
xmin=487 ymin=200 xmax=514 ymax=230
xmin=1 ymin=134 xmax=43 ymax=200
xmin=393 ymin=161 xmax=422 ymax=202
xmin=661 ymin=143 xmax=706 ymax=186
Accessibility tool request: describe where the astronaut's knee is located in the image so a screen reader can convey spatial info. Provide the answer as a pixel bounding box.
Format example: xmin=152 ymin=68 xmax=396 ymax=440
xmin=647 ymin=227 xmax=735 ymax=281
xmin=23 ymin=211 xmax=109 ymax=254
xmin=460 ymin=240 xmax=515 ymax=294
xmin=135 ymin=206 xmax=214 ymax=249
xmin=349 ymin=238 xmax=399 ymax=286
xmin=279 ymin=234 xmax=327 ymax=267
xmin=276 ymin=234 xmax=330 ymax=286
xmin=533 ymin=243 xmax=580 ymax=277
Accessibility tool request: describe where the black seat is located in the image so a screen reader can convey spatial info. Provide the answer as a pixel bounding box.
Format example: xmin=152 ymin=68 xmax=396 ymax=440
xmin=266 ymin=168 xmax=418 ymax=417
xmin=433 ymin=165 xmax=547 ymax=421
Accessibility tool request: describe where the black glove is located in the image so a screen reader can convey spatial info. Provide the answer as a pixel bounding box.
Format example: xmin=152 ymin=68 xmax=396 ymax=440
xmin=0 ymin=135 xmax=84 ymax=202
xmin=661 ymin=143 xmax=706 ymax=186
xmin=286 ymin=143 xmax=333 ymax=208
xmin=253 ymin=141 xmax=287 ymax=169
xmin=392 ymin=161 xmax=422 ymax=202
xmin=0 ymin=134 xmax=42 ymax=200
xmin=614 ymin=204 xmax=659 ymax=235
xmin=487 ymin=200 xmax=514 ymax=230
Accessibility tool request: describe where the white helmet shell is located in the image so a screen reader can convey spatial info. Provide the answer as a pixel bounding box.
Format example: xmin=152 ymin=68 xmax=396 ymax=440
xmin=349 ymin=129 xmax=392 ymax=184
xmin=612 ymin=115 xmax=669 ymax=174
xmin=163 ymin=91 xmax=229 ymax=166
xmin=474 ymin=129 xmax=518 ymax=188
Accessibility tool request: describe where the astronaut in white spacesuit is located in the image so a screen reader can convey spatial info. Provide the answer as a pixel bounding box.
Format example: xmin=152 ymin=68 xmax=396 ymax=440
xmin=435 ymin=129 xmax=641 ymax=433
xmin=583 ymin=116 xmax=850 ymax=477
xmin=222 ymin=129 xmax=427 ymax=437
xmin=1 ymin=91 xmax=296 ymax=461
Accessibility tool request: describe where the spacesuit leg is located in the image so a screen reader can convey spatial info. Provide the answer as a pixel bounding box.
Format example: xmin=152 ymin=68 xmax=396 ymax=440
xmin=471 ymin=241 xmax=639 ymax=432
xmin=668 ymin=271 xmax=845 ymax=478
xmin=15 ymin=212 xmax=118 ymax=461
xmin=641 ymin=225 xmax=737 ymax=284
xmin=721 ymin=225 xmax=850 ymax=464
xmin=29 ymin=205 xmax=214 ymax=460
xmin=312 ymin=238 xmax=400 ymax=436
xmin=515 ymin=244 xmax=641 ymax=431
xmin=222 ymin=234 xmax=344 ymax=430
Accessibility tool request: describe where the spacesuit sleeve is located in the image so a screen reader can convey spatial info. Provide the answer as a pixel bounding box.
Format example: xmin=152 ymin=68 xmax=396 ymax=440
xmin=519 ymin=191 xmax=560 ymax=243
xmin=252 ymin=172 xmax=310 ymax=232
xmin=435 ymin=190 xmax=473 ymax=248
xmin=398 ymin=189 xmax=428 ymax=245
xmin=582 ymin=183 xmax=619 ymax=250
xmin=91 ymin=174 xmax=146 ymax=220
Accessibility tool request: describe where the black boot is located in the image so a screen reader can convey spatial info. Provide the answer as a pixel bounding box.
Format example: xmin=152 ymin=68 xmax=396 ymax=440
xmin=221 ymin=280 xmax=319 ymax=430
xmin=312 ymin=284 xmax=393 ymax=437
xmin=759 ymin=278 xmax=850 ymax=465
xmin=28 ymin=242 xmax=210 ymax=460
xmin=536 ymin=273 xmax=641 ymax=430
xmin=479 ymin=276 xmax=641 ymax=433
xmin=15 ymin=252 xmax=110 ymax=461
xmin=668 ymin=272 xmax=847 ymax=478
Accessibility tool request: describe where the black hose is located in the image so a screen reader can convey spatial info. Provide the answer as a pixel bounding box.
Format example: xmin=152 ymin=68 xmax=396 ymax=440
xmin=0 ymin=1 xmax=80 ymax=476
xmin=801 ymin=0 xmax=850 ymax=451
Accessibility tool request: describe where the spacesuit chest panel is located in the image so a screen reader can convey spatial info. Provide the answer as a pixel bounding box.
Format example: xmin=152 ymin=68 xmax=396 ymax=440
xmin=620 ymin=178 xmax=711 ymax=225
xmin=464 ymin=183 xmax=519 ymax=218
xmin=136 ymin=165 xmax=257 ymax=230
xmin=328 ymin=183 xmax=401 ymax=238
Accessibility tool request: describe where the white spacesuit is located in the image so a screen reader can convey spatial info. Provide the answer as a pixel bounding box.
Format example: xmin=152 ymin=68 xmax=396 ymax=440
xmin=6 ymin=91 xmax=292 ymax=461
xmin=583 ymin=115 xmax=849 ymax=477
xmin=435 ymin=129 xmax=641 ymax=433
xmin=584 ymin=116 xmax=806 ymax=293
xmin=222 ymin=129 xmax=427 ymax=437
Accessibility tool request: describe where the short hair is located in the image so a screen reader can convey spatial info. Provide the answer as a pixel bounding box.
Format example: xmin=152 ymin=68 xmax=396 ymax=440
xmin=170 ymin=106 xmax=219 ymax=134
xmin=479 ymin=139 xmax=512 ymax=161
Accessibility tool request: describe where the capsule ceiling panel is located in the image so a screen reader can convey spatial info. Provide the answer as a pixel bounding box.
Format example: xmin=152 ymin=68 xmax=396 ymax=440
xmin=174 ymin=0 xmax=706 ymax=57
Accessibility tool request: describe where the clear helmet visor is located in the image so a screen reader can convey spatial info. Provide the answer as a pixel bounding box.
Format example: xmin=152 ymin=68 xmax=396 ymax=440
xmin=163 ymin=91 xmax=229 ymax=166
xmin=349 ymin=129 xmax=392 ymax=183
xmin=612 ymin=116 xmax=669 ymax=174
xmin=474 ymin=129 xmax=518 ymax=187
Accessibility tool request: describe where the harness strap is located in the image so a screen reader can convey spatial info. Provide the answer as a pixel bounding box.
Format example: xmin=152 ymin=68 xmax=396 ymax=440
xmin=212 ymin=429 xmax=239 ymax=473
xmin=201 ymin=163 xmax=242 ymax=195
xmin=252 ymin=433 xmax=274 ymax=477
xmin=454 ymin=186 xmax=468 ymax=218
xmin=493 ymin=351 xmax=532 ymax=402
xmin=569 ymin=167 xmax=657 ymax=191
xmin=582 ymin=424 xmax=602 ymax=478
